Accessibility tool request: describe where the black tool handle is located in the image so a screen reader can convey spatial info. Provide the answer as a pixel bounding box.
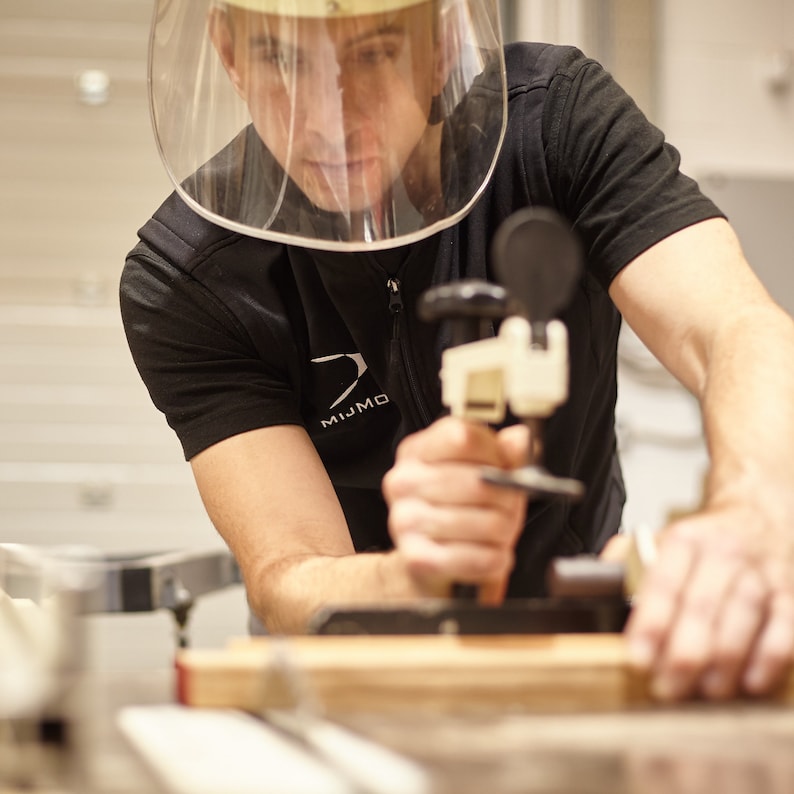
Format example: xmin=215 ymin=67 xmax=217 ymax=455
xmin=418 ymin=281 xmax=511 ymax=602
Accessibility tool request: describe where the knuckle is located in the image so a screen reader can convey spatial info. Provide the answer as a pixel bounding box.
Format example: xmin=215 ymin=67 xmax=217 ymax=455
xmin=381 ymin=468 xmax=398 ymax=500
xmin=762 ymin=607 xmax=794 ymax=659
xmin=443 ymin=416 xmax=496 ymax=457
xmin=468 ymin=546 xmax=510 ymax=578
xmin=734 ymin=569 xmax=768 ymax=606
xmin=381 ymin=461 xmax=421 ymax=500
xmin=445 ymin=418 xmax=481 ymax=454
xmin=760 ymin=644 xmax=792 ymax=674
xmin=666 ymin=520 xmax=698 ymax=545
xmin=664 ymin=650 xmax=706 ymax=679
xmin=711 ymin=643 xmax=745 ymax=672
xmin=645 ymin=567 xmax=685 ymax=600
xmin=387 ymin=498 xmax=426 ymax=537
xmin=485 ymin=512 xmax=521 ymax=546
xmin=681 ymin=591 xmax=718 ymax=620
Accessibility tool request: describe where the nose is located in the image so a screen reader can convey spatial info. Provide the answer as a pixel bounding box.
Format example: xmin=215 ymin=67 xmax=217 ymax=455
xmin=299 ymin=55 xmax=346 ymax=138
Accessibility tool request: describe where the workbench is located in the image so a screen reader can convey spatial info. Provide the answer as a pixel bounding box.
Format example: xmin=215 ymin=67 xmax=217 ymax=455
xmin=45 ymin=667 xmax=794 ymax=794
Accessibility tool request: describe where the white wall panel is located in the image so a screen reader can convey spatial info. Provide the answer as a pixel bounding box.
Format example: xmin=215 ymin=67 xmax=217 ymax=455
xmin=657 ymin=0 xmax=794 ymax=174
xmin=0 ymin=0 xmax=247 ymax=669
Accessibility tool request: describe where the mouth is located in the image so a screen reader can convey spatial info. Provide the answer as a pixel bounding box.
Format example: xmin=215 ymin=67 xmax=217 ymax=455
xmin=305 ymin=157 xmax=380 ymax=181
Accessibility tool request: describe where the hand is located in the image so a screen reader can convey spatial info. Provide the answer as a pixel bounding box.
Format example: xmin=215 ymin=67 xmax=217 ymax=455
xmin=624 ymin=497 xmax=794 ymax=701
xmin=382 ymin=416 xmax=529 ymax=603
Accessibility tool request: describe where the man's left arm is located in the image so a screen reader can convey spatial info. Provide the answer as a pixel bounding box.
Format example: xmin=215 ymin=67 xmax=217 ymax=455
xmin=608 ymin=216 xmax=794 ymax=701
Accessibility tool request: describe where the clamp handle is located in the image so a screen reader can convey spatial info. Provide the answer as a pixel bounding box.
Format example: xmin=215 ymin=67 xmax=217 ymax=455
xmin=418 ymin=281 xmax=510 ymax=601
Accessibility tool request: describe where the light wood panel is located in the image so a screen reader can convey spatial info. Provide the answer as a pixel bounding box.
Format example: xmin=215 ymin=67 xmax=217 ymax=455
xmin=176 ymin=633 xmax=794 ymax=715
xmin=177 ymin=634 xmax=651 ymax=714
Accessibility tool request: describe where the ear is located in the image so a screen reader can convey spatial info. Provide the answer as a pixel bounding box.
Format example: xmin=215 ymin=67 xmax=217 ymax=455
xmin=431 ymin=5 xmax=462 ymax=97
xmin=208 ymin=7 xmax=246 ymax=98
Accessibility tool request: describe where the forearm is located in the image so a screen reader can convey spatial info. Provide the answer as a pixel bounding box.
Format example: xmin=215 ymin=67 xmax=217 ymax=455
xmin=188 ymin=425 xmax=447 ymax=634
xmin=699 ymin=302 xmax=794 ymax=515
xmin=609 ymin=218 xmax=794 ymax=699
xmin=611 ymin=219 xmax=794 ymax=517
xmin=244 ymin=549 xmax=445 ymax=634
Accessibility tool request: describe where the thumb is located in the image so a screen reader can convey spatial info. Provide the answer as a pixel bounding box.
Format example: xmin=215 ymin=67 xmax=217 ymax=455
xmin=599 ymin=533 xmax=633 ymax=563
xmin=496 ymin=423 xmax=531 ymax=469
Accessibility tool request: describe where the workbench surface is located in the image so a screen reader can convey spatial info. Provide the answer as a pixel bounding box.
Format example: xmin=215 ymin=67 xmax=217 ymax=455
xmin=56 ymin=669 xmax=794 ymax=794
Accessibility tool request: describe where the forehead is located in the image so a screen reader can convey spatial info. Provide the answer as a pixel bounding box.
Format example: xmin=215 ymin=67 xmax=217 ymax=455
xmin=226 ymin=3 xmax=435 ymax=45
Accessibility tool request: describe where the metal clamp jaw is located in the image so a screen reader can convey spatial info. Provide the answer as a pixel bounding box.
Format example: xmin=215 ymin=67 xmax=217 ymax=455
xmin=438 ymin=313 xmax=583 ymax=500
xmin=420 ymin=207 xmax=586 ymax=501
xmin=440 ymin=316 xmax=569 ymax=424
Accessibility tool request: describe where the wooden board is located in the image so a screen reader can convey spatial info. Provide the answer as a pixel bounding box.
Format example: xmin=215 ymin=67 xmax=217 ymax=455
xmin=175 ymin=634 xmax=794 ymax=714
xmin=176 ymin=634 xmax=647 ymax=714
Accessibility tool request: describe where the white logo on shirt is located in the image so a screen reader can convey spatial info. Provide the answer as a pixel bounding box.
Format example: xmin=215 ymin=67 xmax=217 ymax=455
xmin=311 ymin=352 xmax=368 ymax=409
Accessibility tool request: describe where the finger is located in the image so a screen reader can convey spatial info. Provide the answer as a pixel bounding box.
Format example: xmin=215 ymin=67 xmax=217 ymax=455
xmin=650 ymin=553 xmax=745 ymax=700
xmin=599 ymin=533 xmax=632 ymax=563
xmin=495 ymin=423 xmax=531 ymax=469
xmin=625 ymin=538 xmax=696 ymax=672
xmin=388 ymin=497 xmax=523 ymax=548
xmin=394 ymin=416 xmax=505 ymax=466
xmin=383 ymin=459 xmax=526 ymax=511
xmin=742 ymin=589 xmax=794 ymax=695
xmin=396 ymin=530 xmax=514 ymax=584
xmin=698 ymin=567 xmax=767 ymax=699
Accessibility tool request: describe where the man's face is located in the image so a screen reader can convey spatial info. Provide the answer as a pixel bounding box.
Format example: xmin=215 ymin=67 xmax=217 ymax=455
xmin=215 ymin=4 xmax=442 ymax=214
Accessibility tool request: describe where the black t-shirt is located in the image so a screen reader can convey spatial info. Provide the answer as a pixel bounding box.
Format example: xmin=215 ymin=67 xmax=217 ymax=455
xmin=120 ymin=43 xmax=723 ymax=597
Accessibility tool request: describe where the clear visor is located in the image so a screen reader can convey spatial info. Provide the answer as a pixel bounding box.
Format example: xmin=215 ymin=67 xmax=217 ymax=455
xmin=148 ymin=0 xmax=507 ymax=251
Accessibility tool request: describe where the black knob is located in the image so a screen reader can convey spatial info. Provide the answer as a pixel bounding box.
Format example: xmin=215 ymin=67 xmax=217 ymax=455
xmin=490 ymin=207 xmax=582 ymax=324
xmin=418 ymin=280 xmax=510 ymax=346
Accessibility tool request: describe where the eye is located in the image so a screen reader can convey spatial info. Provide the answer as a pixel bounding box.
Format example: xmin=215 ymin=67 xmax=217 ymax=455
xmin=355 ymin=46 xmax=388 ymax=65
xmin=265 ymin=50 xmax=301 ymax=71
xmin=250 ymin=41 xmax=305 ymax=74
xmin=349 ymin=36 xmax=401 ymax=67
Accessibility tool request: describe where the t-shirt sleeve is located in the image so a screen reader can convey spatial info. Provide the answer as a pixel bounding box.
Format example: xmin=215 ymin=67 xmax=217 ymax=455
xmin=543 ymin=50 xmax=725 ymax=289
xmin=119 ymin=240 xmax=303 ymax=460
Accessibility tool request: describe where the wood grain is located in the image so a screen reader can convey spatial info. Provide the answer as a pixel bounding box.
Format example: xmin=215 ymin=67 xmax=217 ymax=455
xmin=176 ymin=634 xmax=794 ymax=714
xmin=176 ymin=634 xmax=651 ymax=714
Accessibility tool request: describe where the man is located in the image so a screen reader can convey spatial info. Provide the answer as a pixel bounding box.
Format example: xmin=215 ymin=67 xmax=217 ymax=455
xmin=121 ymin=0 xmax=794 ymax=702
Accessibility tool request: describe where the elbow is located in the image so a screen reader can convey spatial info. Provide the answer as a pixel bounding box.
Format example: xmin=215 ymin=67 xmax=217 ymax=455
xmin=240 ymin=553 xmax=319 ymax=635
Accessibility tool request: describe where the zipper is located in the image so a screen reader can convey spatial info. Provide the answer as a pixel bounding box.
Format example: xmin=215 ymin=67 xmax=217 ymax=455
xmin=387 ymin=277 xmax=403 ymax=338
xmin=386 ymin=276 xmax=434 ymax=427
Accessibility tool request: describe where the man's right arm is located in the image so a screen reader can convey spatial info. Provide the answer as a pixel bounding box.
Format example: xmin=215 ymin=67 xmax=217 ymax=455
xmin=190 ymin=424 xmax=430 ymax=634
xmin=191 ymin=419 xmax=529 ymax=633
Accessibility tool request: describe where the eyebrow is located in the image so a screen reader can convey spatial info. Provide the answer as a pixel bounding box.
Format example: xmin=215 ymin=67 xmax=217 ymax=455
xmin=247 ymin=35 xmax=294 ymax=52
xmin=342 ymin=23 xmax=406 ymax=49
xmin=248 ymin=23 xmax=405 ymax=54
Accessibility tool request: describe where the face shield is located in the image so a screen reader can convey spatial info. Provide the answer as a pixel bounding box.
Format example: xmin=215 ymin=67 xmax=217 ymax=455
xmin=148 ymin=0 xmax=507 ymax=251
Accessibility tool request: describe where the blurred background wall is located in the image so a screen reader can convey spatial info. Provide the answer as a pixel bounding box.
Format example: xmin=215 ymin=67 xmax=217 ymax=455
xmin=509 ymin=0 xmax=794 ymax=536
xmin=1 ymin=0 xmax=792 ymax=669
xmin=0 ymin=0 xmax=248 ymax=669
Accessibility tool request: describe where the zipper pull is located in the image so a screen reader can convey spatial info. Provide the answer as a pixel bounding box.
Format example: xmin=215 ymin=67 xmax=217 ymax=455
xmin=387 ymin=278 xmax=403 ymax=315
xmin=387 ymin=278 xmax=403 ymax=339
